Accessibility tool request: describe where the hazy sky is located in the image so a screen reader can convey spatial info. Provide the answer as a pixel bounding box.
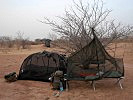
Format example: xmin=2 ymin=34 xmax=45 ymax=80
xmin=0 ymin=0 xmax=133 ymax=40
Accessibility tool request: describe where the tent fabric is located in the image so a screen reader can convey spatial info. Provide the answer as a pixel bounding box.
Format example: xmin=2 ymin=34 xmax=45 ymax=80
xmin=18 ymin=51 xmax=67 ymax=81
xmin=66 ymin=29 xmax=124 ymax=81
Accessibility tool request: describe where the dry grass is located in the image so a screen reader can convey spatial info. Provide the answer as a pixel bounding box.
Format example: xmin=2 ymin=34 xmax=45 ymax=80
xmin=0 ymin=43 xmax=133 ymax=100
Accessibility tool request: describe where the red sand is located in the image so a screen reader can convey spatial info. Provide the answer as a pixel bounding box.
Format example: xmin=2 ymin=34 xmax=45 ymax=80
xmin=0 ymin=43 xmax=133 ymax=100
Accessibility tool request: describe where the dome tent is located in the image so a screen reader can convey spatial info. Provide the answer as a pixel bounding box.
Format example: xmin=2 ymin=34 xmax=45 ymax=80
xmin=18 ymin=51 xmax=67 ymax=81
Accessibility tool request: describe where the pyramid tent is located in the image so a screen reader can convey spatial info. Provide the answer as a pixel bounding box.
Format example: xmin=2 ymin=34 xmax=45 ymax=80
xmin=66 ymin=28 xmax=124 ymax=81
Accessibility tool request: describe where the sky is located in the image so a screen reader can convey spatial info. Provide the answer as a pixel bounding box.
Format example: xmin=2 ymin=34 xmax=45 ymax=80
xmin=0 ymin=0 xmax=133 ymax=40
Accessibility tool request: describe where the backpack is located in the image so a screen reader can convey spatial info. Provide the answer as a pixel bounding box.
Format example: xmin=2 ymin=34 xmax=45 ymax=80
xmin=50 ymin=70 xmax=67 ymax=90
xmin=4 ymin=72 xmax=18 ymax=82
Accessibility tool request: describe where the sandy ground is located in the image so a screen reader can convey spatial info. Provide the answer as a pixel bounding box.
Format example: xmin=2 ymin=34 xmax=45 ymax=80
xmin=0 ymin=43 xmax=133 ymax=100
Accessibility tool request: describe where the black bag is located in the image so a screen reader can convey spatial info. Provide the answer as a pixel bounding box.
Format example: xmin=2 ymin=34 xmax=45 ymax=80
xmin=4 ymin=72 xmax=18 ymax=82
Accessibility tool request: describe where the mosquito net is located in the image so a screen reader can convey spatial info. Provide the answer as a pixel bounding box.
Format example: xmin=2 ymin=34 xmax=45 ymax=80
xmin=66 ymin=29 xmax=124 ymax=81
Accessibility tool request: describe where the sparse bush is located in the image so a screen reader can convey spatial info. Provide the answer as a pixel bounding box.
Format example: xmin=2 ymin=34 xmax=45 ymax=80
xmin=15 ymin=31 xmax=31 ymax=50
xmin=34 ymin=39 xmax=43 ymax=45
xmin=0 ymin=36 xmax=14 ymax=48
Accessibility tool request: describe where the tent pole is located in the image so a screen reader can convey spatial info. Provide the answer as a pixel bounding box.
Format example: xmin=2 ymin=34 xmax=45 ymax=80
xmin=47 ymin=59 xmax=49 ymax=72
xmin=91 ymin=28 xmax=98 ymax=91
xmin=116 ymin=77 xmax=124 ymax=89
xmin=91 ymin=81 xmax=96 ymax=91
xmin=42 ymin=57 xmax=46 ymax=67
xmin=95 ymin=39 xmax=100 ymax=77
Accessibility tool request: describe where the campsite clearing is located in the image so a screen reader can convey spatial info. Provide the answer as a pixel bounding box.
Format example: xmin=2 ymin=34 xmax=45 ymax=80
xmin=0 ymin=44 xmax=133 ymax=100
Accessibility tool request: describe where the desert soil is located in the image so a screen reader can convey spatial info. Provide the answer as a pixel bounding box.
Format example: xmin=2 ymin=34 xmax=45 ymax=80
xmin=0 ymin=43 xmax=133 ymax=100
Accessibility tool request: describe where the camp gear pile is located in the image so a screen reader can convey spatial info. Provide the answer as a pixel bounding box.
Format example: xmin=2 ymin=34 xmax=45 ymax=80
xmin=49 ymin=70 xmax=67 ymax=90
xmin=8 ymin=28 xmax=124 ymax=90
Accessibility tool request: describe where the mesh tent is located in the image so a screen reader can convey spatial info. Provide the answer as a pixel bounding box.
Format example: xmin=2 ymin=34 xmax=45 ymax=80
xmin=18 ymin=51 xmax=67 ymax=81
xmin=66 ymin=29 xmax=124 ymax=81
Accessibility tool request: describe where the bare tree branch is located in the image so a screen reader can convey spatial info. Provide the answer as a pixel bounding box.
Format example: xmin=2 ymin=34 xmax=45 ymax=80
xmin=41 ymin=0 xmax=133 ymax=53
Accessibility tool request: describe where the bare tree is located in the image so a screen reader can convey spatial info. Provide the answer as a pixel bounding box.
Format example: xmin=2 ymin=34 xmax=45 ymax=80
xmin=42 ymin=0 xmax=133 ymax=53
xmin=48 ymin=33 xmax=57 ymax=41
xmin=15 ymin=31 xmax=23 ymax=50
xmin=0 ymin=36 xmax=14 ymax=48
xmin=15 ymin=31 xmax=31 ymax=50
xmin=34 ymin=38 xmax=42 ymax=45
xmin=0 ymin=36 xmax=6 ymax=48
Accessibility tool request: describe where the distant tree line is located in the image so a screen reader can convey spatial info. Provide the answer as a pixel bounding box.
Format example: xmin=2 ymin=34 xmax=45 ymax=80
xmin=0 ymin=31 xmax=31 ymax=50
xmin=0 ymin=32 xmax=54 ymax=50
